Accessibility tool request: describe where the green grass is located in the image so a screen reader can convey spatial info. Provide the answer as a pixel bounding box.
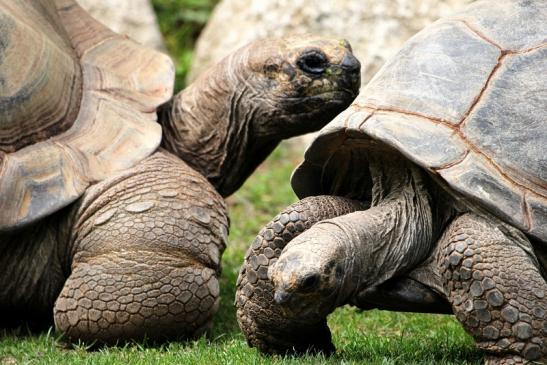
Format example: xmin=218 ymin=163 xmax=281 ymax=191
xmin=0 ymin=143 xmax=481 ymax=365
xmin=151 ymin=0 xmax=218 ymax=90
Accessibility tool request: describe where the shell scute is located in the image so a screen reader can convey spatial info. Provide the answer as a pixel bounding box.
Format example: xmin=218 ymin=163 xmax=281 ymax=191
xmin=451 ymin=0 xmax=547 ymax=51
xmin=361 ymin=20 xmax=500 ymax=124
xmin=438 ymin=152 xmax=526 ymax=230
xmin=461 ymin=47 xmax=547 ymax=195
xmin=0 ymin=0 xmax=174 ymax=230
xmin=361 ymin=112 xmax=468 ymax=170
xmin=293 ymin=0 xmax=546 ymax=243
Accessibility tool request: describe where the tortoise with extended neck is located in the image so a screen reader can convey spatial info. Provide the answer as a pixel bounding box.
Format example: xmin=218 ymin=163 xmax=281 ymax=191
xmin=0 ymin=0 xmax=360 ymax=342
xmin=235 ymin=0 xmax=546 ymax=363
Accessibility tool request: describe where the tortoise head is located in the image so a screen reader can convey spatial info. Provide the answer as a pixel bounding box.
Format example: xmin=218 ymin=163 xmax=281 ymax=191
xmin=238 ymin=35 xmax=361 ymax=139
xmin=268 ymin=232 xmax=350 ymax=320
xmin=160 ymin=36 xmax=360 ymax=197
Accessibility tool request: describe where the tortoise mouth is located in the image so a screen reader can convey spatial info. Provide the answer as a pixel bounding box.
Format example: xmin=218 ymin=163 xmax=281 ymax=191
xmin=307 ymin=89 xmax=358 ymax=100
xmin=275 ymin=64 xmax=360 ymax=109
xmin=279 ymin=88 xmax=357 ymax=105
xmin=277 ymin=289 xmax=340 ymax=321
xmin=278 ymin=90 xmax=357 ymax=120
xmin=273 ymin=281 xmax=341 ymax=320
xmin=302 ymin=71 xmax=360 ymax=100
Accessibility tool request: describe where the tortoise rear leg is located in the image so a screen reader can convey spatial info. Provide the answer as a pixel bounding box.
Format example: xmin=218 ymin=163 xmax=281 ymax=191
xmin=53 ymin=151 xmax=228 ymax=343
xmin=436 ymin=213 xmax=546 ymax=364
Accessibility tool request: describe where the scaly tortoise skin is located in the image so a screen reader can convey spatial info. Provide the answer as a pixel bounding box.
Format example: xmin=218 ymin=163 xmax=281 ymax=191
xmin=0 ymin=0 xmax=360 ymax=343
xmin=236 ymin=0 xmax=546 ymax=363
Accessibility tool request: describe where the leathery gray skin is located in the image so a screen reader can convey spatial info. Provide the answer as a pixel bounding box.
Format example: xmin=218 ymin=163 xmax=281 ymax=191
xmin=0 ymin=36 xmax=360 ymax=343
xmin=160 ymin=36 xmax=361 ymax=197
xmin=236 ymin=147 xmax=546 ymax=363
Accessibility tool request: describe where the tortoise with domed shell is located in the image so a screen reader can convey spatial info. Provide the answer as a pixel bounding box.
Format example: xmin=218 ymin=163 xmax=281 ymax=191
xmin=0 ymin=0 xmax=360 ymax=342
xmin=235 ymin=0 xmax=546 ymax=363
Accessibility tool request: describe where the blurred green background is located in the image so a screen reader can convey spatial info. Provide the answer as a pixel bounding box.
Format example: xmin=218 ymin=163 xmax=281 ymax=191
xmin=152 ymin=0 xmax=219 ymax=90
xmin=0 ymin=1 xmax=482 ymax=364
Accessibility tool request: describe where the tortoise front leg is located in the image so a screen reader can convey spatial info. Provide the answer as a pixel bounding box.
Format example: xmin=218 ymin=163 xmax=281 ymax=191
xmin=236 ymin=192 xmax=448 ymax=354
xmin=436 ymin=213 xmax=546 ymax=364
xmin=54 ymin=151 xmax=228 ymax=343
xmin=235 ymin=195 xmax=366 ymax=354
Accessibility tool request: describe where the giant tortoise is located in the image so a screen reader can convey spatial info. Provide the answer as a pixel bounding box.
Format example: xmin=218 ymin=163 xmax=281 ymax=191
xmin=0 ymin=0 xmax=360 ymax=342
xmin=235 ymin=0 xmax=546 ymax=363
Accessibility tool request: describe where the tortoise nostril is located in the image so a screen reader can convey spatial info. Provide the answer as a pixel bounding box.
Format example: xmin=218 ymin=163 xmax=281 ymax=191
xmin=297 ymin=51 xmax=328 ymax=75
xmin=274 ymin=290 xmax=291 ymax=304
xmin=341 ymin=53 xmax=360 ymax=74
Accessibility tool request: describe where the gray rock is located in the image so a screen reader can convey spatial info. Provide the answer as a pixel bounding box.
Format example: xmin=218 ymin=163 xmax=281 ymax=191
xmin=189 ymin=0 xmax=471 ymax=84
xmin=189 ymin=0 xmax=471 ymax=148
xmin=77 ymin=0 xmax=165 ymax=50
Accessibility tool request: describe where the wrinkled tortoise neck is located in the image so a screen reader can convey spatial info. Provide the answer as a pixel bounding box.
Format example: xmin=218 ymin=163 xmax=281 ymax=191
xmin=158 ymin=47 xmax=281 ymax=197
xmin=356 ymin=149 xmax=463 ymax=290
xmin=298 ymin=152 xmax=446 ymax=305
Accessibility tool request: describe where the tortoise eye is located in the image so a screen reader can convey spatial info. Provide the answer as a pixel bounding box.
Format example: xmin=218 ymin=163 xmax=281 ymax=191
xmin=300 ymin=273 xmax=320 ymax=291
xmin=297 ymin=50 xmax=328 ymax=75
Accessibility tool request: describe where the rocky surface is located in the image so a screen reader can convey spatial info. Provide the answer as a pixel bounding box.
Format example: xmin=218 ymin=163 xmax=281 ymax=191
xmin=78 ymin=0 xmax=165 ymax=50
xmin=189 ymin=0 xmax=471 ymax=84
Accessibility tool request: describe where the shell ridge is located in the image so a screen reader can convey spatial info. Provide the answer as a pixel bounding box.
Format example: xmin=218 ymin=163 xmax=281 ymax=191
xmin=356 ymin=106 xmax=542 ymax=198
xmin=514 ymin=43 xmax=547 ymax=55
xmin=457 ymin=19 xmax=504 ymax=51
xmin=457 ymin=52 xmax=507 ymax=127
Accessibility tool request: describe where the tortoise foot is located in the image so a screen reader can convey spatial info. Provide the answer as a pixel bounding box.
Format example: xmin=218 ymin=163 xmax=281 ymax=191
xmin=54 ymin=251 xmax=220 ymax=344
